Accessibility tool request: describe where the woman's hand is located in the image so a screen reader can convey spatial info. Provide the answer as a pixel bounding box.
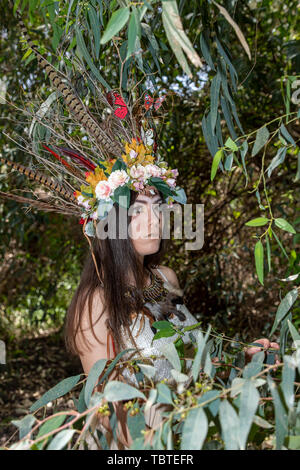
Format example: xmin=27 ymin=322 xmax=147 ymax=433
xmin=244 ymin=338 xmax=280 ymax=369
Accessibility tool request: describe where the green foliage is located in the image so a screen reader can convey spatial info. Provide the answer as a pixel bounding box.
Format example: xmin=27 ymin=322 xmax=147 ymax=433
xmin=5 ymin=315 xmax=300 ymax=450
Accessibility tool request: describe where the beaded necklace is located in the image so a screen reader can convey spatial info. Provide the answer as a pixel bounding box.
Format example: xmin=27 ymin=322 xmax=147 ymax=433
xmin=142 ymin=268 xmax=170 ymax=303
xmin=124 ymin=266 xmax=170 ymax=303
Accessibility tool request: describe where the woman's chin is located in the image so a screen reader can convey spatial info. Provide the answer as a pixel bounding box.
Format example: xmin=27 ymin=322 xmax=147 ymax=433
xmin=135 ymin=237 xmax=161 ymax=254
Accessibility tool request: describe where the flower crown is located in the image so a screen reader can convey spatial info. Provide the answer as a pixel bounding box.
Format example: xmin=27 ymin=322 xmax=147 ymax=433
xmin=74 ymin=136 xmax=187 ymax=237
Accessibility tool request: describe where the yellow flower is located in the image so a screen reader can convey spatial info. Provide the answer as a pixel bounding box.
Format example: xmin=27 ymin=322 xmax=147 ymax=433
xmin=122 ymin=139 xmax=155 ymax=166
xmin=85 ymin=166 xmax=108 ymax=189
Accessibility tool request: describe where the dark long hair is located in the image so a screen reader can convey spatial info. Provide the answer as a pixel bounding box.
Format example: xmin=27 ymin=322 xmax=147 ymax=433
xmin=64 ymin=189 xmax=169 ymax=357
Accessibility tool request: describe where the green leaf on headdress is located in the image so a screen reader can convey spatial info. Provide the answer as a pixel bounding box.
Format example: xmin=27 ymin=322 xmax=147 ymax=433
xmin=171 ymin=187 xmax=187 ymax=204
xmin=114 ymin=185 xmax=131 ymax=209
xmin=97 ymin=160 xmax=107 ymax=170
xmin=112 ymin=158 xmax=127 ymax=172
xmin=80 ymin=184 xmax=93 ymax=197
xmin=148 ymin=177 xmax=174 ymax=197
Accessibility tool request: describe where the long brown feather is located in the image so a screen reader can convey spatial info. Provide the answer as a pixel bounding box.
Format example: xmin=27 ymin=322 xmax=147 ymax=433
xmin=1 ymin=157 xmax=76 ymax=203
xmin=15 ymin=12 xmax=122 ymax=157
xmin=0 ymin=190 xmax=79 ymax=216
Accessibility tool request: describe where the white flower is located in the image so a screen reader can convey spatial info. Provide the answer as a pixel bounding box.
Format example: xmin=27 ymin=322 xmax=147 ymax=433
xmin=129 ymin=149 xmax=138 ymax=159
xmin=95 ymin=180 xmax=113 ymax=200
xmin=108 ymin=170 xmax=129 ymax=189
xmin=77 ymin=195 xmax=91 ymax=210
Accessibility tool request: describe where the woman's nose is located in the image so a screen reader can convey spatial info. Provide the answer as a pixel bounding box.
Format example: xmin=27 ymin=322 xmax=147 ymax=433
xmin=148 ymin=204 xmax=162 ymax=230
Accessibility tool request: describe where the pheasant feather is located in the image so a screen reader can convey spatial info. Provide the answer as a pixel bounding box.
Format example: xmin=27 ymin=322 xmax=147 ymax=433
xmin=1 ymin=157 xmax=76 ymax=202
xmin=0 ymin=190 xmax=79 ymax=216
xmin=15 ymin=13 xmax=122 ymax=157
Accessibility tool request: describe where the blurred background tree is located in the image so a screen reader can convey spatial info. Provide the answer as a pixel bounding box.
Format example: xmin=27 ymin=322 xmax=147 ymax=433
xmin=0 ymin=0 xmax=299 ymax=348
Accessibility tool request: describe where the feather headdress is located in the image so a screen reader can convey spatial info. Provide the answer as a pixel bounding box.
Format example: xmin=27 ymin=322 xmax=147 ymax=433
xmin=1 ymin=8 xmax=187 ymax=239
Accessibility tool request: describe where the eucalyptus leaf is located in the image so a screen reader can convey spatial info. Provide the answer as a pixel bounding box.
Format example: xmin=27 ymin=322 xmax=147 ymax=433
xmin=100 ymin=7 xmax=130 ymax=44
xmin=267 ymin=375 xmax=288 ymax=450
xmin=280 ymin=123 xmax=296 ymax=147
xmin=11 ymin=414 xmax=36 ymax=440
xmin=35 ymin=414 xmax=67 ymax=450
xmin=219 ymin=400 xmax=240 ymax=450
xmin=287 ymin=319 xmax=300 ymax=345
xmin=254 ymin=240 xmax=264 ymax=285
xmin=265 ymin=147 xmax=287 ymax=178
xmin=127 ymin=409 xmax=146 ymax=441
xmin=211 ymin=149 xmax=223 ymax=181
xmin=225 ymin=137 xmax=238 ymax=151
xmin=210 ymin=72 xmax=221 ymax=133
xmin=156 ymin=383 xmax=173 ymax=405
xmin=104 ymin=380 xmax=146 ymax=401
xmin=138 ymin=363 xmax=156 ymax=380
xmin=245 ymin=217 xmax=269 ymax=227
xmin=158 ymin=342 xmax=181 ymax=371
xmin=47 ymin=429 xmax=76 ymax=450
xmin=270 ymin=288 xmax=298 ymax=336
xmin=84 ymin=359 xmax=107 ymax=407
xmin=76 ymin=27 xmax=111 ymax=89
xmin=239 ymin=380 xmax=259 ymax=449
xmin=181 ymin=407 xmax=208 ymax=450
xmin=281 ymin=355 xmax=296 ymax=410
xmin=251 ymin=126 xmax=270 ymax=157
xmin=274 ymin=218 xmax=296 ymax=234
xmin=30 ymin=374 xmax=82 ymax=412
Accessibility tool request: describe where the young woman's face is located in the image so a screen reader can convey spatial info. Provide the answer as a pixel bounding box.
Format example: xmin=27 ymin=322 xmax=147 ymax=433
xmin=129 ymin=191 xmax=164 ymax=256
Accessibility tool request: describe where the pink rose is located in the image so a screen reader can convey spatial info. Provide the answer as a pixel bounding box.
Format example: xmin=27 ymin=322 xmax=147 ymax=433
xmin=108 ymin=170 xmax=129 ymax=189
xmin=171 ymin=168 xmax=179 ymax=177
xmin=144 ymin=164 xmax=162 ymax=178
xmin=130 ymin=165 xmax=146 ymax=180
xmin=95 ymin=181 xmax=112 ymax=200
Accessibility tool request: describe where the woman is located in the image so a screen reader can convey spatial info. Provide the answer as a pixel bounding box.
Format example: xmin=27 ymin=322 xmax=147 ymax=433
xmin=63 ymin=184 xmax=279 ymax=449
xmin=64 ymin=184 xmax=200 ymax=448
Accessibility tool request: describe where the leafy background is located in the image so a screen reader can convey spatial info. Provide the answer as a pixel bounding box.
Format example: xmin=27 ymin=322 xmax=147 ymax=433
xmin=0 ymin=0 xmax=299 ymax=449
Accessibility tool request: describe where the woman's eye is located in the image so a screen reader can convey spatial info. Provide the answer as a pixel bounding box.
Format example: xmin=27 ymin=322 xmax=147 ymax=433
xmin=133 ymin=206 xmax=142 ymax=215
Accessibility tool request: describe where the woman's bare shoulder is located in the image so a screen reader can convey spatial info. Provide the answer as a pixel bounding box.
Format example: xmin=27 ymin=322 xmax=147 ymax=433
xmin=156 ymin=265 xmax=181 ymax=289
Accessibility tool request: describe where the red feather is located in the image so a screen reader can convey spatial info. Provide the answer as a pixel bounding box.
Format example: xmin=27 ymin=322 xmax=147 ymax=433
xmin=43 ymin=145 xmax=73 ymax=171
xmin=56 ymin=147 xmax=96 ymax=171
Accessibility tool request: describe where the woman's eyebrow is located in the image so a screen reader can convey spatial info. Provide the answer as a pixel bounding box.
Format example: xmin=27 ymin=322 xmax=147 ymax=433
xmin=135 ymin=198 xmax=162 ymax=204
